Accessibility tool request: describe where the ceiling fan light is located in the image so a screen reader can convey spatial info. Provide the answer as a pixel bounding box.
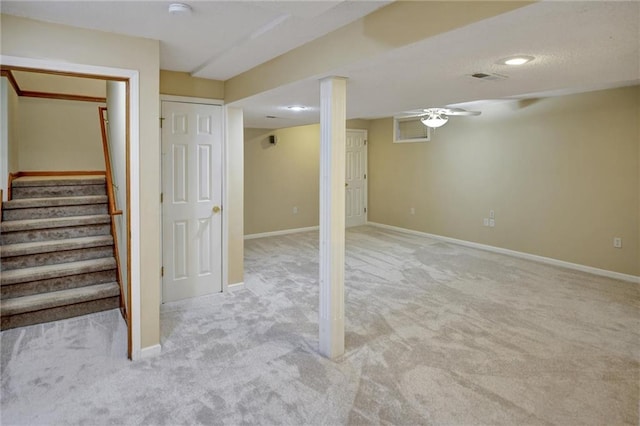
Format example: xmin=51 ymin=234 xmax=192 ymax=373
xmin=421 ymin=114 xmax=448 ymax=128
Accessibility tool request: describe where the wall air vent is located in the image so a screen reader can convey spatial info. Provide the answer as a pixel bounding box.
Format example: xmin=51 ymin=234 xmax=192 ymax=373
xmin=470 ymin=72 xmax=508 ymax=81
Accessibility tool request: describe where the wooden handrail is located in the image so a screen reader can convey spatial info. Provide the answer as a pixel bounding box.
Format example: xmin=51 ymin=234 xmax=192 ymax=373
xmin=98 ymin=106 xmax=127 ymax=321
xmin=98 ymin=107 xmax=120 ymax=218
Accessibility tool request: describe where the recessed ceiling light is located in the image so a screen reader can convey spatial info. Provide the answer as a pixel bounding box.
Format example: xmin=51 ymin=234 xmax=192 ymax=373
xmin=287 ymin=105 xmax=307 ymax=112
xmin=168 ymin=3 xmax=192 ymax=16
xmin=498 ymin=55 xmax=535 ymax=66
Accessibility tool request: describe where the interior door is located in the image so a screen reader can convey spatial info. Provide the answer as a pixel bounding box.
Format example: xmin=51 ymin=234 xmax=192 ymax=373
xmin=161 ymin=101 xmax=222 ymax=302
xmin=345 ymin=129 xmax=367 ymax=227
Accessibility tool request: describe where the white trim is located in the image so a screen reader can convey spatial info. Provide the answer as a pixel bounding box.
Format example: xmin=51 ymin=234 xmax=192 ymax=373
xmin=128 ymin=72 xmax=141 ymax=360
xmin=222 ymin=106 xmax=229 ymax=293
xmin=244 ymin=226 xmax=320 ymax=240
xmin=160 ymin=94 xmax=223 ymax=105
xmin=138 ymin=344 xmax=162 ymax=359
xmin=0 ymin=55 xmax=144 ymax=359
xmin=367 ymin=222 xmax=640 ymax=284
xmin=318 ymin=76 xmax=347 ymax=359
xmin=227 ymin=281 xmax=244 ymax=291
xmin=0 ymin=77 xmax=9 ymax=202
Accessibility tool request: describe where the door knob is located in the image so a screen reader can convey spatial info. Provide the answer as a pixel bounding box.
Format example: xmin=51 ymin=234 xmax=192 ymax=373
xmin=212 ymin=206 xmax=221 ymax=213
xmin=345 ymin=183 xmax=349 ymax=187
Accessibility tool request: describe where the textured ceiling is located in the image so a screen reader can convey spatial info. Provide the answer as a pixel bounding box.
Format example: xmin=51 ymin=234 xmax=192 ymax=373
xmin=0 ymin=0 xmax=390 ymax=80
xmin=234 ymin=1 xmax=640 ymax=128
xmin=2 ymin=1 xmax=638 ymax=129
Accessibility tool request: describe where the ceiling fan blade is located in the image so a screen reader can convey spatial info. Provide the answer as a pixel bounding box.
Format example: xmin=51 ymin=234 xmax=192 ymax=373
xmin=443 ymin=108 xmax=481 ymax=116
xmin=396 ymin=110 xmax=428 ymax=118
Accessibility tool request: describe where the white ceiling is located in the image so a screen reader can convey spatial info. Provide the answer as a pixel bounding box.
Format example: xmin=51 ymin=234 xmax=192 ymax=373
xmin=0 ymin=1 xmax=390 ymax=79
xmin=236 ymin=1 xmax=640 ymax=128
xmin=2 ymin=1 xmax=639 ymax=129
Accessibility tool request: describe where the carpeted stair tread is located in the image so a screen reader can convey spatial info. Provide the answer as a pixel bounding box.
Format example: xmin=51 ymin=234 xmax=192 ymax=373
xmin=0 ymin=214 xmax=110 ymax=233
xmin=0 ymin=235 xmax=114 ymax=258
xmin=3 ymin=195 xmax=108 ymax=209
xmin=1 ymin=258 xmax=116 ymax=286
xmin=11 ymin=176 xmax=106 ymax=187
xmin=0 ymin=282 xmax=119 ymax=316
xmin=1 ymin=174 xmax=121 ymax=329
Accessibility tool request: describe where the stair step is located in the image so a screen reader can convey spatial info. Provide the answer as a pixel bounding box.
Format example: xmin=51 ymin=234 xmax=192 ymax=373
xmin=11 ymin=176 xmax=106 ymax=187
xmin=1 ymin=282 xmax=120 ymax=316
xmin=1 ymin=214 xmax=110 ymax=233
xmin=1 ymin=269 xmax=117 ymax=299
xmin=0 ymin=283 xmax=120 ymax=330
xmin=1 ymin=244 xmax=114 ymax=271
xmin=11 ymin=177 xmax=106 ymax=199
xmin=1 ymin=258 xmax=116 ymax=286
xmin=2 ymin=201 xmax=108 ymax=221
xmin=1 ymin=235 xmax=114 ymax=258
xmin=2 ymin=195 xmax=108 ymax=220
xmin=3 ymin=195 xmax=108 ymax=209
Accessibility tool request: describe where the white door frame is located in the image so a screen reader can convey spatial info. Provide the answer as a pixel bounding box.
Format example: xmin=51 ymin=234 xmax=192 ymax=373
xmin=0 ymin=54 xmax=142 ymax=359
xmin=0 ymin=77 xmax=9 ymax=202
xmin=159 ymin=95 xmax=229 ymax=296
xmin=346 ymin=128 xmax=368 ymax=226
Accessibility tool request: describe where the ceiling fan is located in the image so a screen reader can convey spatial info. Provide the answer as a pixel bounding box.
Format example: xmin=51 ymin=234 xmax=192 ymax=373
xmin=402 ymin=107 xmax=481 ymax=128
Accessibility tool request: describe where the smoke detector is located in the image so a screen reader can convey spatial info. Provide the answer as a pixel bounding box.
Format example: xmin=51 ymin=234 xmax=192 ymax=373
xmin=168 ymin=3 xmax=192 ymax=16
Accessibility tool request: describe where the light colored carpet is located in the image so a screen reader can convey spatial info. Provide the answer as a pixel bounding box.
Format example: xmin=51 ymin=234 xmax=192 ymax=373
xmin=1 ymin=226 xmax=638 ymax=425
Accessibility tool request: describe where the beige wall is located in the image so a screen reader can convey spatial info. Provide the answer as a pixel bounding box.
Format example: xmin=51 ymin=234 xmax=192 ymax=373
xmin=1 ymin=14 xmax=162 ymax=350
xmin=226 ymin=107 xmax=244 ymax=284
xmin=245 ymin=125 xmax=320 ymax=235
xmin=17 ymin=97 xmax=105 ymax=171
xmin=160 ymin=70 xmax=224 ymax=100
xmin=8 ymin=77 xmax=19 ymax=173
xmin=244 ymin=120 xmax=369 ymax=235
xmin=13 ymin=71 xmax=106 ymax=98
xmin=368 ymin=86 xmax=639 ymax=276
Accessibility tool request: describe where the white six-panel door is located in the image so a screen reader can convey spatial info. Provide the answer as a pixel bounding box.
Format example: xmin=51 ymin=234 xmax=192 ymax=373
xmin=345 ymin=129 xmax=367 ymax=227
xmin=161 ymin=101 xmax=222 ymax=302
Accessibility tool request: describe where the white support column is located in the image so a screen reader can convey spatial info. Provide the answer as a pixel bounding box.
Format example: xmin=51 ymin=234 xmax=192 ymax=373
xmin=319 ymin=76 xmax=347 ymax=359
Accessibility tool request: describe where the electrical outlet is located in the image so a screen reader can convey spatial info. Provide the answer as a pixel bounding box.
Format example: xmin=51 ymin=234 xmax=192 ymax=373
xmin=483 ymin=218 xmax=489 ymax=226
xmin=410 ymin=207 xmax=415 ymax=215
xmin=489 ymin=210 xmax=495 ymax=219
xmin=613 ymin=237 xmax=622 ymax=248
xmin=293 ymin=206 xmax=298 ymax=214
xmin=489 ymin=219 xmax=495 ymax=227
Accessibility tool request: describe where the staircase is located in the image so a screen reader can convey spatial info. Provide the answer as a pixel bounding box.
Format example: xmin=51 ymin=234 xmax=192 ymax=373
xmin=0 ymin=175 xmax=121 ymax=330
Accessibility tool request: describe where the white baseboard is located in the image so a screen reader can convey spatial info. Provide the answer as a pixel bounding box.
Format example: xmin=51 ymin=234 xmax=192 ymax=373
xmin=227 ymin=281 xmax=244 ymax=291
xmin=135 ymin=343 xmax=162 ymax=360
xmin=367 ymin=222 xmax=640 ymax=284
xmin=244 ymin=226 xmax=319 ymax=240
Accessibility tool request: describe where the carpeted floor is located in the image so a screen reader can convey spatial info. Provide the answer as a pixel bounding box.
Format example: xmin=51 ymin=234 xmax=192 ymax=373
xmin=1 ymin=226 xmax=638 ymax=425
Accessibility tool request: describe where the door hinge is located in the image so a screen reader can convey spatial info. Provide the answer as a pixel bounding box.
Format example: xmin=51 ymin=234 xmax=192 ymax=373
xmin=364 ymin=173 xmax=367 ymax=179
xmin=364 ymin=140 xmax=367 ymax=145
xmin=160 ymin=193 xmax=163 ymax=203
xmin=364 ymin=207 xmax=367 ymax=213
xmin=161 ymin=266 xmax=164 ymax=277
xmin=160 ymin=117 xmax=165 ymax=128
